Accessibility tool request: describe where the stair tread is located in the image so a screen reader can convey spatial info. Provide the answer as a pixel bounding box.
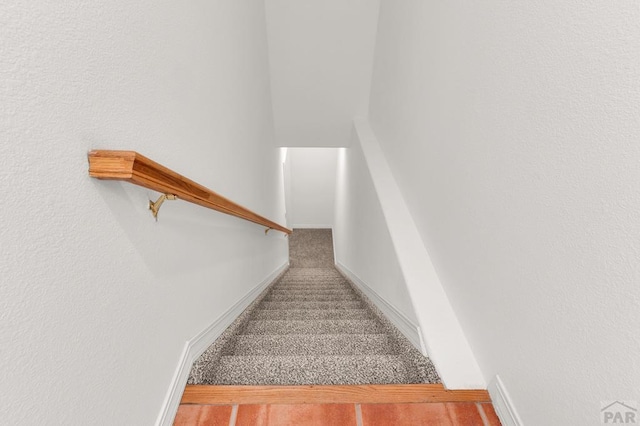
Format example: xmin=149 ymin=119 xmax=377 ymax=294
xmin=260 ymin=301 xmax=363 ymax=310
xmin=210 ymin=355 xmax=415 ymax=385
xmin=273 ymin=283 xmax=349 ymax=287
xmin=274 ymin=283 xmax=349 ymax=286
xmin=243 ymin=319 xmax=383 ymax=335
xmin=278 ymin=277 xmax=347 ymax=281
xmin=270 ymin=286 xmax=352 ymax=289
xmin=263 ymin=294 xmax=359 ymax=302
xmin=266 ymin=293 xmax=357 ymax=298
xmin=269 ymin=287 xmax=356 ymax=294
xmin=230 ymin=334 xmax=396 ymax=356
xmin=277 ymin=279 xmax=347 ymax=282
xmin=188 ymin=230 xmax=441 ymax=388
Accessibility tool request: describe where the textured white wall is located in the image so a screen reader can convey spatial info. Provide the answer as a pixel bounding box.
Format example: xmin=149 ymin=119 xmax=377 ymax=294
xmin=265 ymin=0 xmax=380 ymax=147
xmin=0 ymin=2 xmax=287 ymax=425
xmin=289 ymin=148 xmax=338 ymax=228
xmin=333 ymin=141 xmax=418 ymax=325
xmin=369 ymin=1 xmax=640 ymax=424
xmin=337 ymin=120 xmax=484 ymax=389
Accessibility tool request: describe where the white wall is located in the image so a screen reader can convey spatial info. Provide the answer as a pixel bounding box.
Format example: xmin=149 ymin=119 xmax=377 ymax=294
xmin=369 ymin=1 xmax=640 ymax=425
xmin=282 ymin=148 xmax=294 ymax=228
xmin=335 ymin=121 xmax=484 ymax=389
xmin=333 ymin=141 xmax=418 ymax=326
xmin=288 ymin=148 xmax=338 ymax=228
xmin=265 ymin=0 xmax=380 ymax=147
xmin=0 ymin=2 xmax=287 ymax=425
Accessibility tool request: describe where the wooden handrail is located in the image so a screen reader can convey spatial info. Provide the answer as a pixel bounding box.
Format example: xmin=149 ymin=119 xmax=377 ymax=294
xmin=88 ymin=150 xmax=292 ymax=234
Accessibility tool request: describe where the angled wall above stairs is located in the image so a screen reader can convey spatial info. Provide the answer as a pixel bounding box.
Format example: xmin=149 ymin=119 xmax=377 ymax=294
xmin=334 ymin=119 xmax=484 ymax=389
xmin=333 ymin=135 xmax=419 ymax=337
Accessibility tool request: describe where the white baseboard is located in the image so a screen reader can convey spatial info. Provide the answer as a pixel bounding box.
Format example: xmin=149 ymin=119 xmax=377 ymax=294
xmin=291 ymin=224 xmax=333 ymax=229
xmin=335 ymin=262 xmax=424 ymax=354
xmin=488 ymin=375 xmax=524 ymax=426
xmin=331 ymin=229 xmax=337 ymax=267
xmin=155 ymin=262 xmax=289 ymax=426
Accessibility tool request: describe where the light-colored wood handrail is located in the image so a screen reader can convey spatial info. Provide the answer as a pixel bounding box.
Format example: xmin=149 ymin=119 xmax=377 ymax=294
xmin=88 ymin=150 xmax=292 ymax=234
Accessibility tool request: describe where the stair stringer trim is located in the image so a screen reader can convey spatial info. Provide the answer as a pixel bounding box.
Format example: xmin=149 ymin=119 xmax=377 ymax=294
xmin=336 ymin=262 xmax=425 ymax=354
xmin=155 ymin=262 xmax=289 ymax=426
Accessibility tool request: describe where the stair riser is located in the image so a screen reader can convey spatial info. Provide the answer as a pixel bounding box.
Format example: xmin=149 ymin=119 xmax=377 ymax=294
xmin=243 ymin=319 xmax=383 ymax=335
xmin=272 ymin=286 xmax=350 ymax=291
xmin=278 ymin=276 xmax=346 ymax=280
xmin=271 ymin=287 xmax=350 ymax=292
xmin=280 ymin=278 xmax=345 ymax=281
xmin=252 ymin=309 xmax=372 ymax=320
xmin=279 ymin=282 xmax=346 ymax=284
xmin=282 ymin=272 xmax=343 ymax=275
xmin=275 ymin=283 xmax=349 ymax=288
xmin=260 ymin=301 xmax=363 ymax=310
xmin=266 ymin=292 xmax=357 ymax=298
xmin=269 ymin=288 xmax=354 ymax=293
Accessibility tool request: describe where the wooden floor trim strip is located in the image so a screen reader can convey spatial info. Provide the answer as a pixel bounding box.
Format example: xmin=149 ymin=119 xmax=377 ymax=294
xmin=180 ymin=384 xmax=491 ymax=405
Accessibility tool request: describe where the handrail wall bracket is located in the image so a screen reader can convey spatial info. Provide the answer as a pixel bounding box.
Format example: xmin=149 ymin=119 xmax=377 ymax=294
xmin=149 ymin=194 xmax=177 ymax=221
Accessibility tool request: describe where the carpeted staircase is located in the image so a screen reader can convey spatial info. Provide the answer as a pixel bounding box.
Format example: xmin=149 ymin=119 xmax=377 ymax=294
xmin=188 ymin=229 xmax=440 ymax=386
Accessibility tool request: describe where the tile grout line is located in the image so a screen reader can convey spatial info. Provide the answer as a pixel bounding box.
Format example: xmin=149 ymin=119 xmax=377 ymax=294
xmin=355 ymin=403 xmax=363 ymax=426
xmin=229 ymin=404 xmax=238 ymax=426
xmin=476 ymin=402 xmax=490 ymax=426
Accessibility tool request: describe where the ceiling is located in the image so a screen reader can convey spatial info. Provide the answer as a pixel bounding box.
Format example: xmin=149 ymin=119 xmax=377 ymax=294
xmin=265 ymin=0 xmax=380 ymax=147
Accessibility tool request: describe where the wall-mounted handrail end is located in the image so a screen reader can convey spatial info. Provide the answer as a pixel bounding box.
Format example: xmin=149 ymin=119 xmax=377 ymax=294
xmin=149 ymin=194 xmax=177 ymax=221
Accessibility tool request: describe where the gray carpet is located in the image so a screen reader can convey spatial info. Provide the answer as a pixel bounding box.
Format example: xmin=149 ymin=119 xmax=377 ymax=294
xmin=288 ymin=228 xmax=335 ymax=268
xmin=188 ymin=229 xmax=440 ymax=385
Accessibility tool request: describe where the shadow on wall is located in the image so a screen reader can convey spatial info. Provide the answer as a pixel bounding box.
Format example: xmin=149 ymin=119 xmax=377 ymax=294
xmin=93 ymin=179 xmax=284 ymax=279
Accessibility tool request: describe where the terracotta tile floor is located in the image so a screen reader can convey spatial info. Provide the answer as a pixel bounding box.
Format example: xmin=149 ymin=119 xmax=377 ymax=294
xmin=174 ymin=402 xmax=501 ymax=425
